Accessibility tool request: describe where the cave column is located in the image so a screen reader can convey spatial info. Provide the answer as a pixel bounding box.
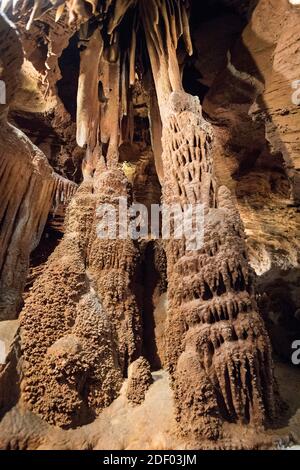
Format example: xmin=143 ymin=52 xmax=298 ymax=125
xmin=141 ymin=0 xmax=278 ymax=440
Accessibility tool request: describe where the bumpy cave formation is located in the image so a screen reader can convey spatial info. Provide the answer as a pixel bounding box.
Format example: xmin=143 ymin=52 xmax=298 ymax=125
xmin=0 ymin=0 xmax=299 ymax=450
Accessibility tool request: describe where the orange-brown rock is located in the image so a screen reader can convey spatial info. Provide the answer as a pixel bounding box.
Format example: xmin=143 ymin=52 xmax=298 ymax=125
xmin=20 ymin=181 xmax=112 ymax=427
xmin=0 ymin=0 xmax=299 ymax=451
xmin=126 ymin=357 xmax=153 ymax=405
xmin=161 ymin=91 xmax=278 ymax=440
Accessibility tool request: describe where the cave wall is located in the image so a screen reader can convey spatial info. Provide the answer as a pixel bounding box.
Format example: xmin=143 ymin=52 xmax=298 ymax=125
xmin=0 ymin=14 xmax=55 ymax=320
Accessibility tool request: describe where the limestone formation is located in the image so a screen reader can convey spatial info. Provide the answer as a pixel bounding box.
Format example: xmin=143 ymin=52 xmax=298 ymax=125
xmin=158 ymin=91 xmax=279 ymax=439
xmin=0 ymin=0 xmax=299 ymax=451
xmin=0 ymin=13 xmax=77 ymax=320
xmin=20 ymin=179 xmax=124 ymax=427
xmin=126 ymin=357 xmax=153 ymax=405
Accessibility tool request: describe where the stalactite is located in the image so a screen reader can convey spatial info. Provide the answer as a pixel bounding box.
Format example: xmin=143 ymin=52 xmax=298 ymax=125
xmin=13 ymin=2 xmax=144 ymax=427
xmin=129 ymin=27 xmax=136 ymax=86
xmin=108 ymin=0 xmax=137 ymax=34
xmin=99 ymin=58 xmax=121 ymax=168
xmin=52 ymin=174 xmax=78 ymax=214
xmin=140 ymin=0 xmax=192 ymax=116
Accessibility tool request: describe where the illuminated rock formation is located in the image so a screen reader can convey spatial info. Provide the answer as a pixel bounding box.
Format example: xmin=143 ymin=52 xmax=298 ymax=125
xmin=20 ymin=179 xmax=124 ymax=427
xmin=162 ymin=93 xmax=277 ymax=439
xmin=138 ymin=0 xmax=279 ymax=439
xmin=0 ymin=13 xmax=77 ymax=320
xmin=0 ymin=0 xmax=298 ymax=450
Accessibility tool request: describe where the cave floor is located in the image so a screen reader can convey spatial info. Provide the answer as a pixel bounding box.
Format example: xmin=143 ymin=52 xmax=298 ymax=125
xmin=0 ymin=365 xmax=299 ymax=450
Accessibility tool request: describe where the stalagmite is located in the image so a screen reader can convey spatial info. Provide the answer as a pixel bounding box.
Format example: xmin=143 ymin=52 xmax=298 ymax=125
xmin=159 ymin=91 xmax=279 ymax=438
xmin=20 ymin=179 xmax=124 ymax=427
xmin=88 ymin=168 xmax=143 ymax=374
xmin=20 ymin=164 xmax=143 ymax=426
xmin=141 ymin=0 xmax=279 ymax=441
xmin=13 ymin=1 xmax=143 ymax=427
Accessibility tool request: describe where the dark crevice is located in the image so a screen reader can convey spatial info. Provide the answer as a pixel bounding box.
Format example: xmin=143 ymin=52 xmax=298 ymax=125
xmin=139 ymin=242 xmax=165 ymax=372
xmin=57 ymin=33 xmax=80 ymax=121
